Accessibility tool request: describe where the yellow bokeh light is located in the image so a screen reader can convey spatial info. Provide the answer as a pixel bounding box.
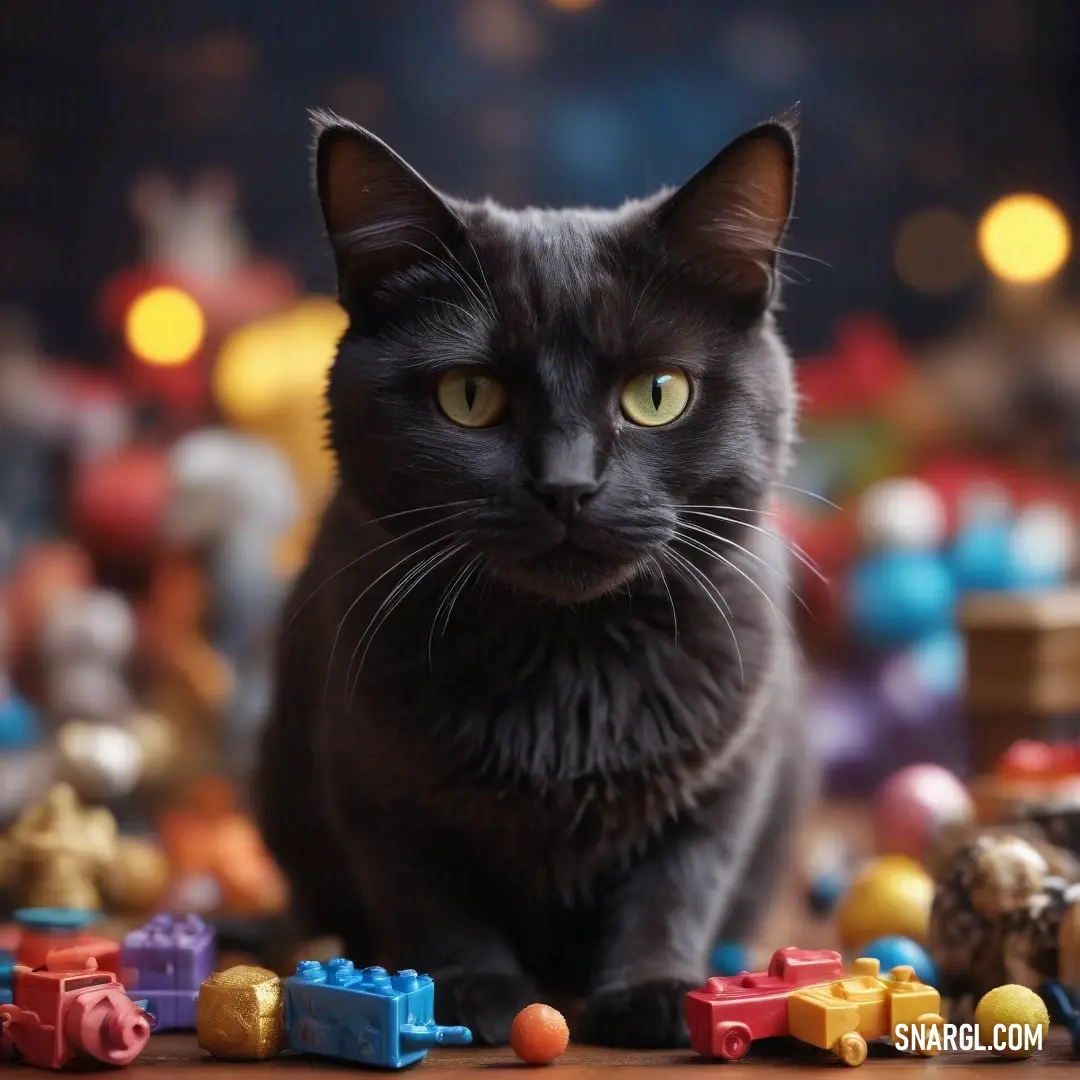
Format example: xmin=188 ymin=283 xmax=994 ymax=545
xmin=124 ymin=286 xmax=206 ymax=366
xmin=214 ymin=296 xmax=347 ymax=509
xmin=977 ymin=194 xmax=1071 ymax=285
xmin=547 ymin=0 xmax=599 ymax=9
xmin=214 ymin=296 xmax=347 ymax=425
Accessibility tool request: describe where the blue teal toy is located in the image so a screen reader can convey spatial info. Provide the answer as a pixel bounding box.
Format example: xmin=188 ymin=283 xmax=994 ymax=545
xmin=0 ymin=947 xmax=13 ymax=1005
xmin=284 ymin=960 xmax=472 ymax=1068
xmin=847 ymin=549 xmax=956 ymax=648
xmin=949 ymin=518 xmax=1014 ymax=592
xmin=0 ymin=692 xmax=39 ymax=750
xmin=710 ymin=941 xmax=751 ymax=976
xmin=13 ymin=908 xmax=100 ymax=933
xmin=860 ymin=935 xmax=937 ymax=986
xmin=1042 ymin=982 xmax=1080 ymax=1057
xmin=807 ymin=872 xmax=847 ymax=917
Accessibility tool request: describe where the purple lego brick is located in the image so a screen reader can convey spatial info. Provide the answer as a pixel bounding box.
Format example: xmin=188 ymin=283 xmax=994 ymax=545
xmin=120 ymin=914 xmax=216 ymax=1031
xmin=137 ymin=990 xmax=200 ymax=1031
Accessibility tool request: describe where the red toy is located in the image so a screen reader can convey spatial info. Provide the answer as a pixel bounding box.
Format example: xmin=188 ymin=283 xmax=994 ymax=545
xmin=995 ymin=739 xmax=1080 ymax=782
xmin=686 ymin=947 xmax=844 ymax=1060
xmin=0 ymin=958 xmax=151 ymax=1069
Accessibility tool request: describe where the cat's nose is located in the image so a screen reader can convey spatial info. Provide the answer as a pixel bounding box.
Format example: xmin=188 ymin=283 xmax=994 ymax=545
xmin=527 ymin=477 xmax=600 ymax=524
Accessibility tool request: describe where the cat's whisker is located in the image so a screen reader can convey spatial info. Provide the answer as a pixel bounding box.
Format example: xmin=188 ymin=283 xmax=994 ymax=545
xmin=414 ymin=224 xmax=499 ymax=320
xmin=398 ymin=234 xmax=497 ymax=321
xmin=461 ymin=235 xmax=499 ymax=317
xmin=774 ymin=482 xmax=842 ymax=511
xmin=662 ymin=543 xmax=743 ymax=685
xmin=676 ymin=520 xmax=813 ymax=618
xmin=348 ymin=538 xmax=463 ymax=695
xmin=645 ymin=553 xmax=678 ymax=649
xmin=429 ymin=554 xmax=483 ymax=667
xmin=349 ymin=540 xmax=469 ymax=704
xmin=441 ymin=556 xmax=484 ymax=636
xmin=287 ymin=503 xmax=485 ymax=634
xmin=672 ymin=532 xmax=805 ymax=660
xmin=321 ymin=532 xmax=463 ymax=709
xmin=675 ymin=507 xmax=827 ymax=585
xmin=630 ymin=260 xmax=665 ymax=328
xmin=418 ymin=295 xmax=489 ymax=333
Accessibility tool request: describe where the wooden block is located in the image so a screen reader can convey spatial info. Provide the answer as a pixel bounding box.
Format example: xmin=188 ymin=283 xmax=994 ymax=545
xmin=968 ymin=713 xmax=1042 ymax=774
xmin=961 ymin=590 xmax=1080 ymax=716
xmin=959 ymin=589 xmax=1080 ymax=631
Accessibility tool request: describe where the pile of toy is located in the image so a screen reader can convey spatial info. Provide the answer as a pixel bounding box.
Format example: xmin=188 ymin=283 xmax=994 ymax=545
xmin=0 ymin=167 xmax=350 ymax=932
xmin=771 ymin=760 xmax=1080 ymax=1057
xmin=799 ymin=473 xmax=1077 ymax=795
xmin=780 ymin=312 xmax=1080 ymax=796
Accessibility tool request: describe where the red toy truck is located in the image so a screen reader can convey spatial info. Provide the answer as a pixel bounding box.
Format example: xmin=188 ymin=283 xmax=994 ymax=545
xmin=686 ymin=947 xmax=844 ymax=1060
xmin=0 ymin=958 xmax=152 ymax=1069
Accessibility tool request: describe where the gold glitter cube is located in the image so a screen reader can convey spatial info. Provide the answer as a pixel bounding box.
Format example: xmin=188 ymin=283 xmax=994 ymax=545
xmin=196 ymin=965 xmax=284 ymax=1060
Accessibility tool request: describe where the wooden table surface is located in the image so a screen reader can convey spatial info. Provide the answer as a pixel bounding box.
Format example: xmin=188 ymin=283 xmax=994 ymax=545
xmin=123 ymin=1029 xmax=1080 ymax=1076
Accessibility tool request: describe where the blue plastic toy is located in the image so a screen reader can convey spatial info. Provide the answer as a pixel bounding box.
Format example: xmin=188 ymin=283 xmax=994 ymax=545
xmin=0 ymin=947 xmax=13 ymax=1006
xmin=861 ymin=935 xmax=937 ymax=987
xmin=1042 ymin=982 xmax=1080 ymax=1057
xmin=709 ymin=941 xmax=751 ymax=976
xmin=847 ymin=549 xmax=956 ymax=648
xmin=13 ymin=908 xmax=100 ymax=933
xmin=949 ymin=518 xmax=1014 ymax=592
xmin=284 ymin=960 xmax=472 ymax=1069
xmin=0 ymin=692 xmax=39 ymax=751
xmin=807 ymin=872 xmax=847 ymax=917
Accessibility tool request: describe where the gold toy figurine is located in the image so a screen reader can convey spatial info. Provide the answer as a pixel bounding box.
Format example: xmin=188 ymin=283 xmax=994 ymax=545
xmin=0 ymin=782 xmax=120 ymax=910
xmin=787 ymin=958 xmax=946 ymax=1066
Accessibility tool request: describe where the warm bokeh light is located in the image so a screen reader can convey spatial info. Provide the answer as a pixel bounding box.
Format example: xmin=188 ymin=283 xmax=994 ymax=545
xmin=214 ymin=296 xmax=346 ymax=425
xmin=977 ymin=193 xmax=1071 ymax=285
xmin=124 ymin=286 xmax=206 ymax=367
xmin=893 ymin=208 xmax=976 ymax=294
xmin=214 ymin=296 xmax=347 ymax=516
xmin=547 ymin=0 xmax=599 ymax=9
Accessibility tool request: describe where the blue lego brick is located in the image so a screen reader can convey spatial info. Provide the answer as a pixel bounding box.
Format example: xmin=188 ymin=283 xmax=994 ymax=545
xmin=284 ymin=960 xmax=472 ymax=1069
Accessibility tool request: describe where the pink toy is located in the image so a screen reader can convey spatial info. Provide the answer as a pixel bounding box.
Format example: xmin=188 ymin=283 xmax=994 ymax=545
xmin=0 ymin=957 xmax=151 ymax=1069
xmin=873 ymin=763 xmax=973 ymax=863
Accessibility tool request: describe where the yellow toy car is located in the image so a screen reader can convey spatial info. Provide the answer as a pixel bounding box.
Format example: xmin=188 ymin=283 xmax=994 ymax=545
xmin=787 ymin=958 xmax=946 ymax=1066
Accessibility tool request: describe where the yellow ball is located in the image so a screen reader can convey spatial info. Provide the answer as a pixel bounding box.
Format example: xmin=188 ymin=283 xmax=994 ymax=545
xmin=974 ymin=985 xmax=1049 ymax=1059
xmin=836 ymin=855 xmax=934 ymax=950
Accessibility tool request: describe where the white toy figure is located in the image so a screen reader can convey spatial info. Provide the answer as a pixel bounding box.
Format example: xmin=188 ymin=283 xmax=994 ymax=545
xmin=857 ymin=477 xmax=947 ymax=552
xmin=40 ymin=588 xmax=137 ymax=724
xmin=164 ymin=428 xmax=299 ymax=774
xmin=130 ymin=169 xmax=250 ymax=285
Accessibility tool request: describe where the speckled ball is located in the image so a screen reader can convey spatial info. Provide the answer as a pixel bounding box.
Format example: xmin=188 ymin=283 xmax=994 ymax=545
xmin=510 ymin=1004 xmax=569 ymax=1065
xmin=974 ymin=985 xmax=1049 ymax=1059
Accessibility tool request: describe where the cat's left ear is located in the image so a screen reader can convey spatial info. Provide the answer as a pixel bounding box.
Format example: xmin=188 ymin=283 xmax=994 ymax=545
xmin=311 ymin=109 xmax=465 ymax=303
xmin=655 ymin=108 xmax=798 ymax=311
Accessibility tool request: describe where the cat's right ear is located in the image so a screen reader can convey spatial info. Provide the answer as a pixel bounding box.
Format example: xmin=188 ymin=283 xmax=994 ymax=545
xmin=312 ymin=110 xmax=464 ymax=302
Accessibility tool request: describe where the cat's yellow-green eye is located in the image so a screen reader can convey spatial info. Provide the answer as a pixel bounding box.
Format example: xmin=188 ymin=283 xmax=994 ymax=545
xmin=435 ymin=369 xmax=507 ymax=428
xmin=620 ymin=369 xmax=691 ymax=427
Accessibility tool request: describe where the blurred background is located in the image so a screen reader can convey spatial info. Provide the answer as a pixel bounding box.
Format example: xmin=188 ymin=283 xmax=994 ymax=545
xmin=2 ymin=0 xmax=1080 ymax=976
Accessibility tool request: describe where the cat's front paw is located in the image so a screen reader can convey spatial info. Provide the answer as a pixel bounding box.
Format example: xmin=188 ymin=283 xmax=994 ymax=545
xmin=579 ymin=980 xmax=695 ymax=1048
xmin=433 ymin=973 xmax=538 ymax=1046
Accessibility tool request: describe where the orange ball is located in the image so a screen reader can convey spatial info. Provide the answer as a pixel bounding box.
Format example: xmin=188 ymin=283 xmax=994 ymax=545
xmin=510 ymin=1003 xmax=569 ymax=1065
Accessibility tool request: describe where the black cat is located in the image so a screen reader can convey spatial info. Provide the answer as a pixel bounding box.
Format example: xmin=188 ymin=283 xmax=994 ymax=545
xmin=255 ymin=107 xmax=812 ymax=1049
